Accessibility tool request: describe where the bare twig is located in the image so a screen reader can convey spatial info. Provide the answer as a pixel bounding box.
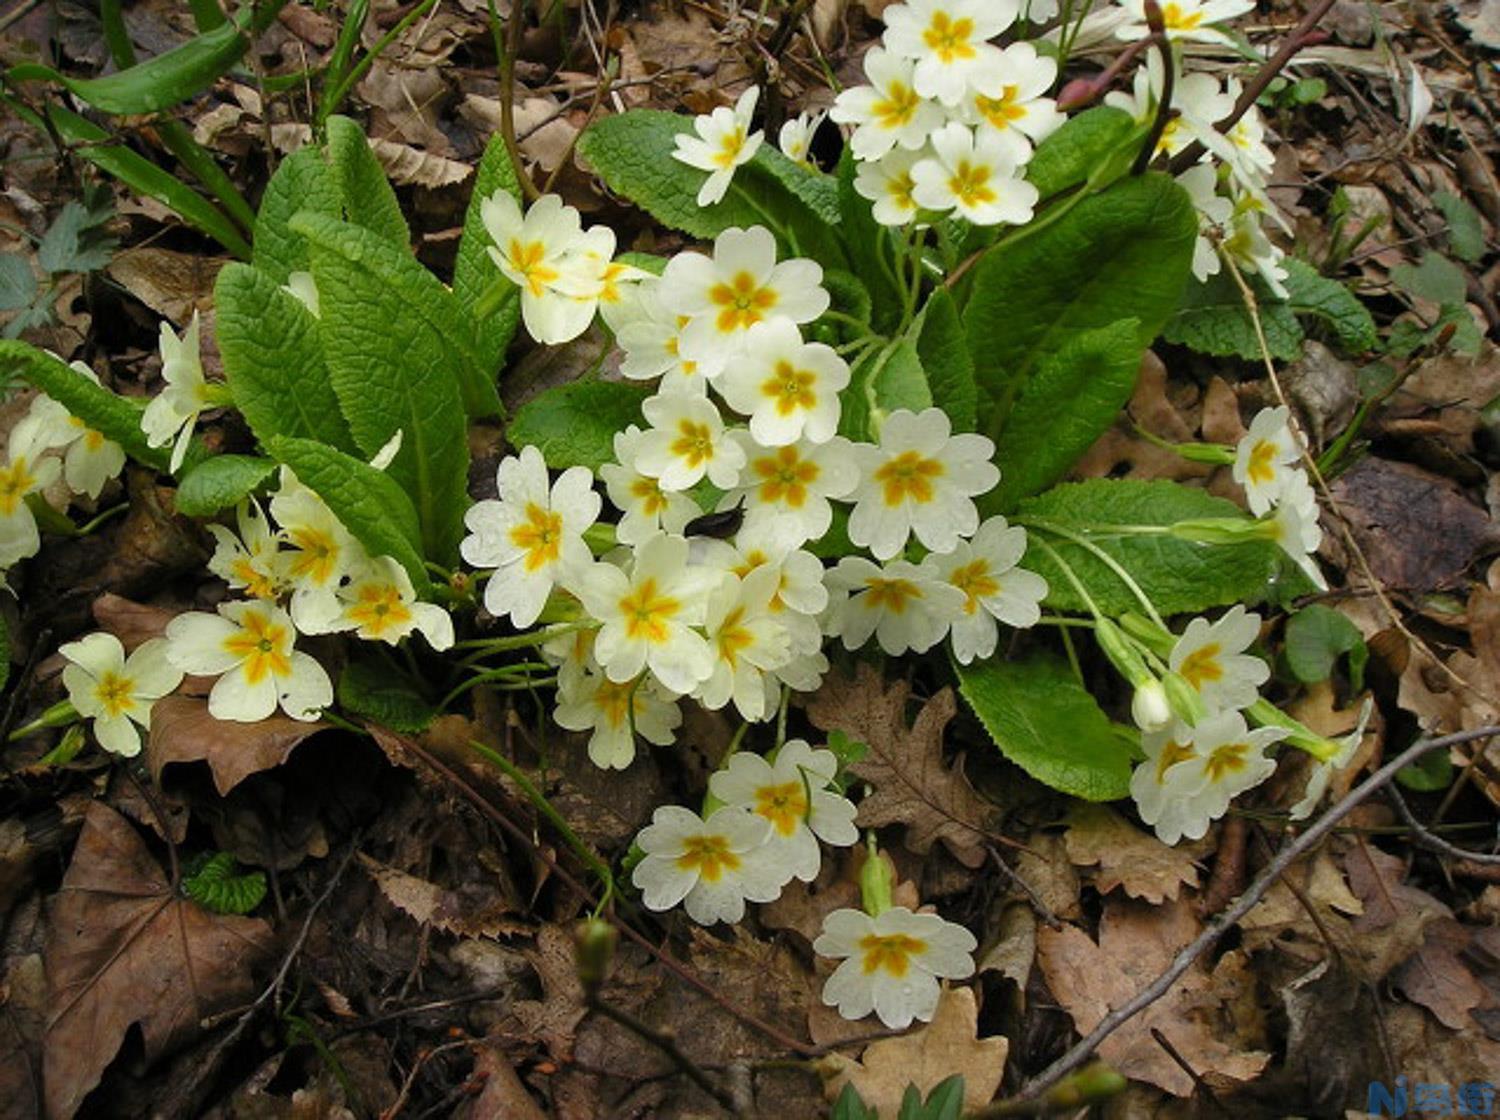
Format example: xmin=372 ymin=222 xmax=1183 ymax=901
xmin=586 ymin=994 xmax=743 ymax=1116
xmin=1385 ymin=783 xmax=1500 ymax=865
xmin=1016 ymin=726 xmax=1500 ymax=1101
xmin=986 ymin=844 xmax=1062 ymax=929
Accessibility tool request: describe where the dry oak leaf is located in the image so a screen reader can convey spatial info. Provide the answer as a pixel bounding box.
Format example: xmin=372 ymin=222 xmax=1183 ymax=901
xmin=147 ymin=695 xmax=333 ymax=796
xmin=806 ymin=665 xmax=998 ymax=867
xmin=1063 ymin=804 xmax=1201 ymax=903
xmin=819 ymin=987 xmax=1006 ymax=1115
xmin=356 ymin=854 xmax=522 ymax=939
xmin=1037 ymin=896 xmax=1271 ymax=1097
xmin=42 ymin=802 xmax=272 ymax=1120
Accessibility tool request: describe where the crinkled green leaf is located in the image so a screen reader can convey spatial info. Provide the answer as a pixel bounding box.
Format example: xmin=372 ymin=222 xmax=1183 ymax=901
xmin=292 ymin=212 xmax=472 ymax=562
xmin=1435 ymin=190 xmax=1486 ymax=263
xmin=325 ymin=115 xmax=409 ymax=248
xmin=1025 ymin=106 xmax=1142 ymax=200
xmin=265 ymin=435 xmax=429 ymax=595
xmin=214 ymin=262 xmax=354 ymax=450
xmin=453 ymin=134 xmax=523 ymax=378
xmin=0 ymin=255 xmax=36 ymax=312
xmin=509 ymin=380 xmax=650 ymax=471
xmin=1162 ymin=269 xmax=1303 ymax=360
xmin=174 ymin=454 xmax=276 ymax=517
xmin=916 ymin=288 xmax=978 ymax=432
xmin=987 ymin=320 xmax=1141 ymax=512
xmin=252 ymin=145 xmax=341 ymax=285
xmin=182 ymin=852 xmax=266 ymax=915
xmin=1283 ymin=259 xmax=1377 ymax=353
xmin=337 ymin=657 xmax=437 ymax=733
xmin=1285 ymin=603 xmax=1367 ymax=691
xmin=956 ymin=653 xmax=1134 ymax=801
xmin=753 ymin=144 xmax=840 ymax=224
xmin=1018 ymin=479 xmax=1282 ymax=617
xmin=839 ymin=339 xmax=930 ymax=442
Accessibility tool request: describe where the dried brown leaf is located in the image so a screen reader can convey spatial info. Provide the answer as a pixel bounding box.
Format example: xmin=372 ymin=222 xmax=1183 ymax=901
xmin=509 ymin=924 xmax=587 ymax=1061
xmin=1397 ymin=918 xmax=1486 ymax=1030
xmin=459 ymin=1043 xmax=547 ymax=1120
xmin=148 ymin=696 xmax=332 ymax=796
xmin=43 ymin=803 xmax=272 ymax=1120
xmin=369 ymin=138 xmax=473 ymax=188
xmin=0 ymin=954 xmax=45 ymax=1120
xmin=806 ymin=665 xmax=998 ymax=867
xmin=819 ymin=987 xmax=1006 ymax=1115
xmin=105 ymin=249 xmax=222 ymax=323
xmin=1063 ymin=804 xmax=1200 ymax=903
xmin=357 ymin=853 xmax=521 ymax=939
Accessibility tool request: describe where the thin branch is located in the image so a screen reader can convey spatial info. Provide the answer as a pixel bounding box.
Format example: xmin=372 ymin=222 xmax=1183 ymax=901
xmin=586 ymin=994 xmax=743 ymax=1115
xmin=1015 ymin=725 xmax=1500 ymax=1101
xmin=1385 ymin=783 xmax=1500 ymax=865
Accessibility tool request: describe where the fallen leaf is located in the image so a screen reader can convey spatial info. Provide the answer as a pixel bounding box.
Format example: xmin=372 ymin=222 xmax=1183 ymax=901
xmin=819 ymin=987 xmax=1006 ymax=1115
xmin=89 ymin=593 xmax=175 ymax=649
xmin=509 ymin=924 xmax=588 ymax=1062
xmin=1063 ymin=803 xmax=1201 ymax=903
xmin=369 ymin=138 xmax=473 ymax=188
xmin=357 ymin=853 xmax=522 ymax=939
xmin=0 ymin=954 xmax=45 ymax=1120
xmin=806 ymin=665 xmax=999 ymax=867
xmin=978 ymin=900 xmax=1037 ymax=992
xmin=1397 ymin=917 xmax=1486 ymax=1030
xmin=148 ymin=696 xmax=333 ymax=796
xmin=459 ymin=1043 xmax=547 ymax=1120
xmin=1037 ymin=896 xmax=1271 ymax=1096
xmin=105 ymin=248 xmax=223 ymax=322
xmin=43 ymin=803 xmax=272 ymax=1120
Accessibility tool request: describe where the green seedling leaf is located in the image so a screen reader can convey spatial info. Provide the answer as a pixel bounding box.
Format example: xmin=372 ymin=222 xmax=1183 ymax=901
xmin=914 ymin=288 xmax=977 ymax=432
xmin=1025 ymin=106 xmax=1141 ymax=200
xmin=0 ymin=341 xmax=167 ymax=469
xmin=265 ymin=435 xmax=429 ymax=596
xmin=337 ymin=657 xmax=437 ymax=733
xmin=183 ymin=852 xmax=267 ymax=915
xmin=0 ymin=255 xmax=37 ymax=312
xmin=1435 ymin=191 xmax=1486 ymax=263
xmin=510 ymin=380 xmax=651 ymax=470
xmin=37 ymin=201 xmax=117 ymax=274
xmin=214 ymin=262 xmax=354 ymax=451
xmin=252 ymin=146 xmax=341 ymax=285
xmin=987 ymin=319 xmax=1140 ymax=512
xmin=1284 ymin=603 xmax=1367 ymax=690
xmin=831 ymin=1083 xmax=879 ymax=1120
xmin=174 ymin=454 xmax=277 ymax=517
xmin=292 ymin=213 xmax=474 ymax=561
xmin=1019 ymin=479 xmax=1282 ymax=616
xmin=915 ymin=1076 xmax=965 ymax=1120
xmin=325 ymin=115 xmax=409 ymax=248
xmin=956 ymin=653 xmax=1134 ymax=801
xmin=453 ymin=134 xmax=524 ymax=377
xmin=1391 ymin=251 xmax=1468 ymax=306
xmin=964 ymin=173 xmax=1196 ymax=444
xmin=1396 ymin=749 xmax=1453 ymax=793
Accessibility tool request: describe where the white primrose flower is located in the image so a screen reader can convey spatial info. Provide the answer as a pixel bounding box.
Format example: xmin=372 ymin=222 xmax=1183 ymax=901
xmin=1289 ymin=698 xmax=1374 ymax=821
xmin=854 ymin=147 xmax=925 ymax=227
xmin=634 ymin=392 xmax=747 ymax=491
xmin=931 ymin=516 xmax=1048 ymax=665
xmin=958 ymin=41 xmax=1063 ymax=164
xmin=0 ymin=409 xmax=63 ymax=569
xmin=1212 ymin=88 xmax=1276 ymax=190
xmin=207 ymin=500 xmax=283 ymax=602
xmin=461 ymin=446 xmax=600 ymax=628
xmin=269 ymin=469 xmax=367 ymax=633
xmin=911 ymin=122 xmax=1039 ymax=226
xmin=28 ymin=364 xmax=126 ymax=500
xmin=165 ymin=600 xmax=333 ymax=722
xmin=483 ymin=192 xmax=597 ymax=345
xmin=1176 ymin=164 xmax=1234 ymax=282
xmin=59 ymin=633 xmax=182 ymax=757
xmin=710 ymin=739 xmax=858 ymax=883
xmin=599 ymin=425 xmax=700 ymax=546
xmin=1169 ymin=605 xmax=1268 ymax=714
xmin=657 ymin=226 xmax=829 ymax=372
xmin=1115 ymin=0 xmax=1255 ymax=44
xmin=722 ymin=433 xmax=859 ymax=545
xmin=1104 ymin=55 xmax=1233 ymax=161
xmin=1221 ymin=198 xmax=1290 ymax=299
xmin=1131 ymin=711 xmax=1285 ymax=845
xmin=881 ymin=0 xmax=1018 ymax=107
xmin=716 ymin=320 xmax=849 ymax=447
xmin=814 ymin=906 xmax=978 ymax=1029
xmin=1265 ymin=471 xmax=1327 ymax=591
xmin=569 ymin=226 xmax=651 ymax=335
xmin=554 ymin=658 xmax=682 ymax=770
xmin=671 ymin=86 xmax=764 ymax=207
xmin=632 ymin=804 xmax=789 ymax=925
xmin=573 ymin=532 xmax=721 ymax=694
xmin=694 ymin=566 xmax=791 ymax=722
xmin=778 ymin=110 xmax=826 ymax=165
xmin=316 ymin=556 xmax=454 ymax=650
xmin=826 ymin=556 xmax=965 ymax=656
xmin=846 ymin=408 xmax=1000 ymax=560
xmin=141 ymin=313 xmax=211 ymax=473
xmin=830 ymin=48 xmax=946 ymax=161
xmin=1233 ymin=406 xmax=1301 ymax=516
xmin=617 ymin=282 xmax=708 ymax=396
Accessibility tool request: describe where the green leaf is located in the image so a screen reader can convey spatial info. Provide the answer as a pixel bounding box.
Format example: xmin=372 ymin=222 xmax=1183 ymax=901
xmin=1391 ymin=251 xmax=1468 ymax=306
xmin=824 ymin=269 xmax=873 ymax=332
xmin=836 ymin=149 xmax=902 ymax=333
xmin=0 ymin=255 xmax=36 ymax=312
xmin=914 ymin=288 xmax=977 ymax=432
xmin=1284 ymin=604 xmax=1367 ymax=690
xmin=1025 ymin=106 xmax=1142 ymax=200
xmin=0 ymin=341 xmax=167 ymax=469
xmin=214 ymin=262 xmax=355 ymax=451
xmin=453 ymin=134 xmax=523 ymax=377
xmin=1018 ymin=479 xmax=1282 ymax=617
xmin=1396 ymin=749 xmax=1453 ymax=793
xmin=292 ymin=212 xmax=472 ymax=562
xmin=1435 ymin=191 xmax=1486 ymax=263
xmin=325 ymin=115 xmax=409 ymax=247
xmin=251 ymin=146 xmax=341 ymax=285
xmin=753 ymin=144 xmax=841 ymax=224
xmin=265 ymin=435 xmax=430 ymax=596
xmin=840 ymin=339 xmax=931 ymax=442
xmin=337 ymin=657 xmax=437 ymax=733
xmin=963 ymin=173 xmax=1196 ymax=443
xmin=987 ymin=320 xmax=1140 ymax=512
xmin=918 ymin=1076 xmax=965 ymax=1120
xmin=182 ymin=852 xmax=266 ymax=915
xmin=1163 ymin=269 xmax=1304 ymax=361
xmin=1283 ymin=259 xmax=1377 ymax=353
xmin=956 ymin=653 xmax=1134 ymax=801
xmin=37 ymin=201 xmax=116 ymax=274
xmin=508 ymin=380 xmax=650 ymax=470
xmin=831 ymin=1084 xmax=879 ymax=1120
xmin=174 ymin=454 xmax=277 ymax=517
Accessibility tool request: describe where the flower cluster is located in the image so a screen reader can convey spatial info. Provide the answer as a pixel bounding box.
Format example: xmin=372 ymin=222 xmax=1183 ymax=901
xmin=1231 ymin=405 xmax=1326 ymax=591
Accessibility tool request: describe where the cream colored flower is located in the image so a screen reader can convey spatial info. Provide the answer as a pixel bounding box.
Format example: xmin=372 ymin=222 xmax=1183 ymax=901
xmin=165 ymin=600 xmax=332 ymax=722
xmin=671 ymin=86 xmax=764 ymax=207
xmin=814 ymin=906 xmax=977 ymax=1028
xmin=60 ymin=633 xmax=182 ymax=757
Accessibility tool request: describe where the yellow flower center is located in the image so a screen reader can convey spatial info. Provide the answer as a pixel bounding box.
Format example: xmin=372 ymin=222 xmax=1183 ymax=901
xmin=975 ymin=85 xmax=1025 ymax=129
xmin=948 ymin=559 xmax=999 ymax=615
xmin=710 ymin=271 xmax=778 ymax=333
xmin=1177 ymin=642 xmax=1224 ymax=690
xmin=222 ymin=612 xmax=292 ymax=685
xmin=874 ymin=450 xmax=944 ymax=506
xmin=670 ymin=419 xmax=716 ymax=468
xmin=630 ymin=476 xmax=668 ymax=517
xmin=0 ymin=456 xmax=38 ymax=516
xmin=1161 ymin=2 xmax=1204 ymax=30
xmin=753 ymin=447 xmax=819 ymax=507
xmin=286 ymin=526 xmax=341 ymax=587
xmin=948 ymin=160 xmax=997 ymax=208
xmin=715 ymin=606 xmax=755 ymax=668
xmin=347 ymin=582 xmax=414 ymax=638
xmin=508 ymin=238 xmax=560 ymax=298
xmin=886 ymin=170 xmax=918 ymax=211
xmin=713 ymin=125 xmax=747 ymax=169
xmin=94 ymin=671 xmax=137 ymax=719
xmin=232 ymin=557 xmax=279 ymax=601
xmin=595 ymin=676 xmax=640 ymax=730
xmin=859 ymin=932 xmax=927 ymax=977
xmin=619 ymin=577 xmax=681 ymax=644
xmin=1204 ymin=741 xmax=1251 ymax=783
xmin=676 ymin=834 xmax=740 ymax=882
xmin=922 ymin=12 xmax=976 ymax=63
xmin=873 ymin=81 xmax=920 ymax=130
xmin=1155 ymin=737 xmax=1197 ymax=783
xmin=761 ymin=361 xmax=818 ymax=417
xmin=510 ymin=502 xmax=564 ymax=573
xmin=864 ymin=576 xmax=920 ymax=614
xmin=1246 ymin=439 xmax=1278 ymax=487
xmin=755 ymin=779 xmax=809 ymax=836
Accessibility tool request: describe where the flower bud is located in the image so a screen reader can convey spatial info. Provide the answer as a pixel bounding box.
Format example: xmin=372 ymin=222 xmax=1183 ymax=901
xmin=1131 ymin=680 xmax=1172 ymax=731
xmin=1095 ymin=619 xmax=1153 ymax=688
xmin=573 ymin=917 xmax=617 ymax=997
xmin=1170 ymin=517 xmax=1263 ymax=546
xmin=1162 ymin=671 xmax=1208 ymax=727
xmin=859 ymin=846 xmax=895 ymax=919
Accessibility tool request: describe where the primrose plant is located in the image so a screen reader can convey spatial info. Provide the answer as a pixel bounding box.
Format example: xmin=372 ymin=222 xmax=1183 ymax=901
xmin=1 ymin=0 xmax=1369 ymax=1034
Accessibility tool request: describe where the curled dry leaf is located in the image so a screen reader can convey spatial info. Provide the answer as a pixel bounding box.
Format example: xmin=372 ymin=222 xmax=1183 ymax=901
xmin=1063 ymin=803 xmax=1201 ymax=904
xmin=458 ymin=1043 xmax=547 ymax=1120
xmin=357 ymin=853 xmax=523 ymax=939
xmin=147 ymin=695 xmax=333 ymax=796
xmin=369 ymin=139 xmax=474 ymax=189
xmin=806 ymin=664 xmax=999 ymax=868
xmin=819 ymin=987 xmax=1006 ymax=1115
xmin=43 ymin=803 xmax=272 ymax=1120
